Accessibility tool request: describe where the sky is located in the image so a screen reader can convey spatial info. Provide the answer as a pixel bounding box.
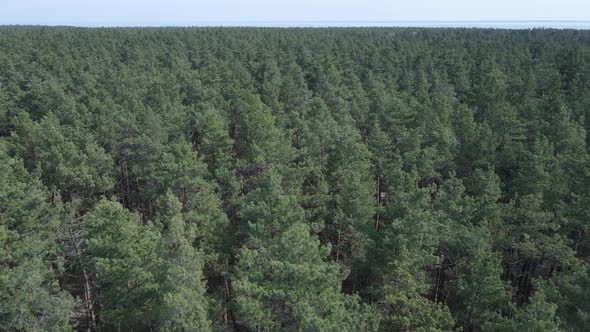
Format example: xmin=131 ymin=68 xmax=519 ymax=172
xmin=1 ymin=0 xmax=589 ymax=27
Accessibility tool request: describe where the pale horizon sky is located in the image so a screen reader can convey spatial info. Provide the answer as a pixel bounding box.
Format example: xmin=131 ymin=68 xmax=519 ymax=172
xmin=1 ymin=0 xmax=589 ymax=27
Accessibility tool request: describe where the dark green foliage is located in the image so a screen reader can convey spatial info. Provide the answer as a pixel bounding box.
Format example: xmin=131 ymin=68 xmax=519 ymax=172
xmin=483 ymin=289 xmax=560 ymax=332
xmin=153 ymin=192 xmax=211 ymax=331
xmin=80 ymin=199 xmax=161 ymax=329
xmin=233 ymin=168 xmax=378 ymax=331
xmin=0 ymin=26 xmax=589 ymax=331
xmin=381 ymin=247 xmax=455 ymax=331
xmin=0 ymin=143 xmax=77 ymax=331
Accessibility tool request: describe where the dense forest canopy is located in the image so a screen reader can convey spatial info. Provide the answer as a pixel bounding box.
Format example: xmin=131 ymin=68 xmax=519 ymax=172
xmin=1 ymin=26 xmax=590 ymax=331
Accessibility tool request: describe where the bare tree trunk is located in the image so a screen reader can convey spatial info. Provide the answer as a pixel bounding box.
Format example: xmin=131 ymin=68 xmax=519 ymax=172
xmin=375 ymin=174 xmax=380 ymax=230
xmin=81 ymin=268 xmax=97 ymax=331
xmin=335 ymin=229 xmax=341 ymax=262
xmin=434 ymin=262 xmax=442 ymax=303
xmin=224 ymin=278 xmax=230 ymax=325
xmin=125 ymin=160 xmax=130 ymax=208
xmin=68 ymin=216 xmax=97 ymax=331
xmin=223 ymin=259 xmax=238 ymax=330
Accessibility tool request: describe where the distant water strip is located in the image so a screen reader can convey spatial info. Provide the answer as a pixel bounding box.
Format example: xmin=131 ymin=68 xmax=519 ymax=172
xmin=4 ymin=21 xmax=590 ymax=29
xmin=179 ymin=21 xmax=590 ymax=29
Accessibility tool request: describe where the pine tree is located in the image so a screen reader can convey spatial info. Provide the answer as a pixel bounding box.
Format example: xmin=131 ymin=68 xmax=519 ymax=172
xmin=80 ymin=199 xmax=160 ymax=329
xmin=381 ymin=247 xmax=455 ymax=332
xmin=229 ymin=90 xmax=292 ymax=166
xmin=324 ymin=125 xmax=375 ymax=268
xmin=449 ymin=245 xmax=511 ymax=329
xmin=543 ymin=263 xmax=590 ymax=331
xmin=153 ymin=192 xmax=211 ymax=331
xmin=0 ymin=142 xmax=77 ymax=331
xmin=10 ymin=112 xmax=113 ymax=201
xmin=146 ymin=141 xmax=228 ymax=257
xmin=483 ymin=290 xmax=560 ymax=332
xmin=233 ymin=168 xmax=379 ymax=331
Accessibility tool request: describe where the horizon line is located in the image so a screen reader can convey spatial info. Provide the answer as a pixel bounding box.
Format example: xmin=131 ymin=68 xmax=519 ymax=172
xmin=2 ymin=20 xmax=590 ymax=29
